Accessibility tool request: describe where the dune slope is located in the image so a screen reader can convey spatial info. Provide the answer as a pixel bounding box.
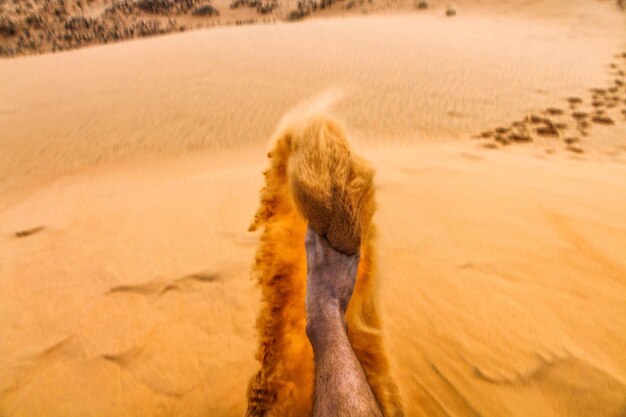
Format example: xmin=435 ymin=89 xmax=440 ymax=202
xmin=1 ymin=0 xmax=625 ymax=200
xmin=1 ymin=1 xmax=626 ymax=416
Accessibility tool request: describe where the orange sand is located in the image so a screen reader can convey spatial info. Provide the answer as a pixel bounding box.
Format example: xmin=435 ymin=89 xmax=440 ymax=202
xmin=1 ymin=1 xmax=626 ymax=416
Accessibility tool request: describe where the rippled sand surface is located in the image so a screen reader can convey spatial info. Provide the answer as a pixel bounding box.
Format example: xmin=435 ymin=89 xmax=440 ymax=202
xmin=1 ymin=1 xmax=626 ymax=416
xmin=1 ymin=0 xmax=624 ymax=196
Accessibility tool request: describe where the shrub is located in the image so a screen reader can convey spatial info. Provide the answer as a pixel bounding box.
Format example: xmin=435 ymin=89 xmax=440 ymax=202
xmin=287 ymin=7 xmax=309 ymax=20
xmin=64 ymin=16 xmax=94 ymax=30
xmin=137 ymin=0 xmax=172 ymax=13
xmin=0 ymin=17 xmax=17 ymax=36
xmin=230 ymin=0 xmax=276 ymax=13
xmin=136 ymin=0 xmax=204 ymax=14
xmin=193 ymin=4 xmax=219 ymax=15
xmin=257 ymin=0 xmax=277 ymax=14
xmin=25 ymin=14 xmax=44 ymax=28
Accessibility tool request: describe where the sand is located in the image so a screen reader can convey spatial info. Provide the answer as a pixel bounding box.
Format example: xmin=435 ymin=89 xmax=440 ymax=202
xmin=1 ymin=0 xmax=626 ymax=416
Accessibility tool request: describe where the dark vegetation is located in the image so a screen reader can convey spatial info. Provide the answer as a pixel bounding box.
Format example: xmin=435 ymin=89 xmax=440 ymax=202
xmin=230 ymin=0 xmax=278 ymax=15
xmin=0 ymin=0 xmax=222 ymax=56
xmin=192 ymin=3 xmax=219 ymax=15
xmin=287 ymin=0 xmax=340 ymax=21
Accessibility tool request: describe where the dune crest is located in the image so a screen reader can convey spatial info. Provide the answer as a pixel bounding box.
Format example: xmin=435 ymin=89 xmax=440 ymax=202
xmin=246 ymin=105 xmax=403 ymax=416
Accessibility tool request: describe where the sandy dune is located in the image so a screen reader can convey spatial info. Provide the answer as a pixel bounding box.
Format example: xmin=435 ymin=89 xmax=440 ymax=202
xmin=2 ymin=0 xmax=625 ymax=199
xmin=1 ymin=0 xmax=626 ymax=416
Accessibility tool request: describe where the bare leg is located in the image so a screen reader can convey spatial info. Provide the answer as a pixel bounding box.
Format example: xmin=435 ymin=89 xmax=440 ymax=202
xmin=305 ymin=226 xmax=383 ymax=417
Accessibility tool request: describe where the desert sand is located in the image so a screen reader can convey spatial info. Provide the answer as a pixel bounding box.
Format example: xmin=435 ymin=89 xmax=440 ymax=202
xmin=1 ymin=0 xmax=626 ymax=416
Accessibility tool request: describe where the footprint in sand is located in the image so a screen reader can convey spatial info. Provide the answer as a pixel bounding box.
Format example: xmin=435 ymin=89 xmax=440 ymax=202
xmin=527 ymin=114 xmax=549 ymax=124
xmin=545 ymin=107 xmax=563 ymax=116
xmin=567 ymin=97 xmax=583 ymax=109
xmin=566 ymin=145 xmax=584 ymax=154
xmin=14 ymin=226 xmax=44 ymax=238
xmin=474 ymin=52 xmax=625 ymax=153
xmin=568 ymin=97 xmax=583 ymax=105
xmin=536 ymin=126 xmax=559 ymax=137
xmin=107 ymin=271 xmax=220 ymax=299
xmin=494 ymin=135 xmax=510 ymax=145
xmin=577 ymin=120 xmax=590 ymax=131
xmin=508 ymin=133 xmax=532 ymax=143
xmin=591 ymin=115 xmax=615 ymax=125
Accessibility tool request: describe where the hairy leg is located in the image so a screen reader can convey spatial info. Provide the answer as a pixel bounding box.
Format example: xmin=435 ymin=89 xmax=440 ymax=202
xmin=305 ymin=226 xmax=383 ymax=417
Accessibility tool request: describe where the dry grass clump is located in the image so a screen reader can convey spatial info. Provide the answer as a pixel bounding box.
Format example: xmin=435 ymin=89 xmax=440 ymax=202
xmin=0 ymin=16 xmax=16 ymax=36
xmin=230 ymin=0 xmax=278 ymax=14
xmin=287 ymin=0 xmax=338 ymax=21
xmin=63 ymin=15 xmax=94 ymax=30
xmin=192 ymin=4 xmax=219 ymax=16
xmin=136 ymin=0 xmax=205 ymax=14
xmin=287 ymin=5 xmax=309 ymax=20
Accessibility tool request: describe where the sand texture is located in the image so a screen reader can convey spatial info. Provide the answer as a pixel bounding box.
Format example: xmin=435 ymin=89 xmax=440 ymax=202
xmin=1 ymin=0 xmax=626 ymax=416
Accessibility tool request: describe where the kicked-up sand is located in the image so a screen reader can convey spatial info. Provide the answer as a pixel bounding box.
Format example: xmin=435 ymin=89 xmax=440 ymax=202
xmin=1 ymin=0 xmax=626 ymax=416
